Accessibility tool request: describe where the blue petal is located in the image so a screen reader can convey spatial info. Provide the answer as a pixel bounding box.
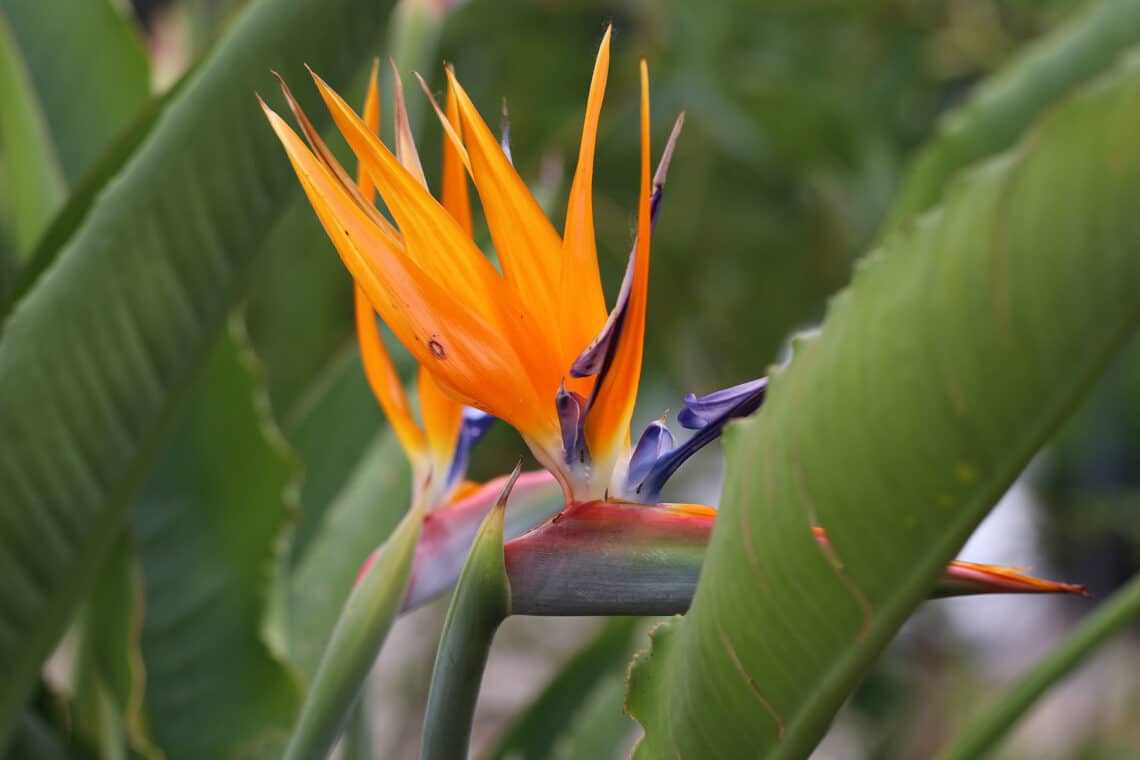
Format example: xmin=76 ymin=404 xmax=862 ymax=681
xmin=626 ymin=418 xmax=675 ymax=492
xmin=677 ymin=377 xmax=769 ymax=430
xmin=446 ymin=408 xmax=496 ymax=488
xmin=556 ymin=383 xmax=587 ymax=464
xmin=638 ymin=376 xmax=767 ymax=502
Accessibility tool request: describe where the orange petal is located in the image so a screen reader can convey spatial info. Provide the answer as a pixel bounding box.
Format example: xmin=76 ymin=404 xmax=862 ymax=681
xmin=262 ymin=102 xmax=550 ymax=434
xmin=355 ymin=286 xmax=426 ymax=461
xmin=417 ymin=364 xmax=463 ymax=473
xmin=937 ymin=560 xmax=1089 ymax=598
xmin=444 ymin=69 xmax=564 ymax=345
xmin=441 ymin=76 xmax=473 ymax=236
xmin=583 ymin=60 xmax=652 ymax=465
xmin=357 ymin=59 xmax=381 ymax=200
xmin=307 ymin=68 xmax=503 ymax=320
xmin=307 ymin=70 xmax=562 ymax=437
xmin=273 ymin=72 xmax=402 ymax=246
xmin=559 ymin=28 xmax=611 ymax=369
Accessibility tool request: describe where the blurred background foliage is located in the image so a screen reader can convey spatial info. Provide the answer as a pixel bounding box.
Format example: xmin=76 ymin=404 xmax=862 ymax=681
xmin=2 ymin=0 xmax=1138 ymax=757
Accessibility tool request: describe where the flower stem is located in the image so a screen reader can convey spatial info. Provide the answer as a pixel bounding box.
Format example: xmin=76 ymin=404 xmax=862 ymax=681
xmin=419 ymin=466 xmax=517 ymax=760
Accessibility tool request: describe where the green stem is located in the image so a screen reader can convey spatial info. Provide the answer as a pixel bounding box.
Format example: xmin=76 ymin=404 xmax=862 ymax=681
xmin=939 ymin=572 xmax=1140 ymax=760
xmin=419 ymin=466 xmax=516 ymax=760
xmin=339 ymin=683 xmax=374 ymax=760
xmin=283 ymin=498 xmax=424 ymax=760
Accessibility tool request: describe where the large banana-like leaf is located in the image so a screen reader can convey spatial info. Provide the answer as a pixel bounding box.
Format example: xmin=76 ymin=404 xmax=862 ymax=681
xmin=0 ymin=0 xmax=148 ymax=285
xmin=72 ymin=533 xmax=158 ymax=760
xmin=627 ymin=50 xmax=1140 ymax=758
xmin=0 ymin=0 xmax=395 ymax=744
xmin=0 ymin=0 xmax=149 ymax=187
xmin=0 ymin=10 xmax=63 ymax=262
xmin=132 ymin=325 xmax=301 ymax=759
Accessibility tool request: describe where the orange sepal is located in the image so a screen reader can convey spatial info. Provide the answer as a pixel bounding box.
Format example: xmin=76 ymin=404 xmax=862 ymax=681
xmin=559 ymin=28 xmax=611 ymax=369
xmin=356 ymin=59 xmax=381 ymax=200
xmin=583 ymin=60 xmax=653 ymax=465
xmin=354 ymin=287 xmax=426 ymax=461
xmin=443 ymin=68 xmax=564 ymax=348
xmin=261 ymin=102 xmax=549 ymax=434
xmin=441 ymin=77 xmax=474 ymax=235
xmin=417 ymin=364 xmax=464 ymax=474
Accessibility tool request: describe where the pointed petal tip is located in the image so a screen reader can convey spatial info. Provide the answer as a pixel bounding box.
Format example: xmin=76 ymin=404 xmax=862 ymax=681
xmin=654 ymin=112 xmax=686 ymax=189
xmin=496 ymin=459 xmax=525 ymax=508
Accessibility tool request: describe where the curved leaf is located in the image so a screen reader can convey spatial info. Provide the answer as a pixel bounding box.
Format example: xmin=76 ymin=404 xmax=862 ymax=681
xmin=0 ymin=10 xmax=64 ymax=259
xmin=628 ymin=50 xmax=1140 ymax=758
xmin=132 ymin=325 xmax=301 ymax=759
xmin=72 ymin=533 xmax=158 ymax=760
xmin=0 ymin=0 xmax=395 ymax=744
xmin=1 ymin=0 xmax=149 ymax=186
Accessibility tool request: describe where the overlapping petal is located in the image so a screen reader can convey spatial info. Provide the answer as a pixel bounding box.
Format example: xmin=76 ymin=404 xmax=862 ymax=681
xmin=559 ymin=27 xmax=611 ymax=378
xmin=443 ymin=68 xmax=564 ymax=355
xmin=262 ymin=104 xmax=547 ymax=438
xmin=440 ymin=78 xmax=473 ymax=235
xmin=581 ymin=60 xmax=653 ymax=467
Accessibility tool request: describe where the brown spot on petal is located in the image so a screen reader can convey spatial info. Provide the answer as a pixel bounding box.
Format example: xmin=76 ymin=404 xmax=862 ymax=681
xmin=428 ymin=337 xmax=446 ymax=359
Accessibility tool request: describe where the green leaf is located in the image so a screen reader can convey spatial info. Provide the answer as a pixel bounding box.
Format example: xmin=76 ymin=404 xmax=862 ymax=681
xmin=939 ymin=571 xmax=1140 ymax=759
xmin=419 ymin=470 xmax=514 ymax=760
xmin=0 ymin=9 xmax=65 ymax=258
xmin=3 ymin=82 xmax=182 ymax=319
xmin=283 ymin=494 xmax=424 ymax=760
xmin=627 ymin=50 xmax=1140 ymax=758
xmin=72 ymin=533 xmax=158 ymax=760
xmin=490 ymin=617 xmax=640 ymax=760
xmin=550 ymin=672 xmax=634 ymax=760
xmin=883 ymin=0 xmax=1140 ymax=236
xmin=0 ymin=0 xmax=149 ymax=294
xmin=1 ymin=0 xmax=149 ymax=185
xmin=0 ymin=0 xmax=397 ymax=744
xmin=132 ymin=324 xmax=301 ymax=759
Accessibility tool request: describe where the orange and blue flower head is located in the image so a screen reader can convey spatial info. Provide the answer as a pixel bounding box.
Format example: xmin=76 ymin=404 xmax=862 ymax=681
xmin=260 ymin=28 xmax=763 ymax=507
xmin=261 ymin=29 xmax=1088 ymax=611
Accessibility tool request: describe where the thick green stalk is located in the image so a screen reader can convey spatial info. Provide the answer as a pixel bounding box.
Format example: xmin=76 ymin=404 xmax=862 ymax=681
xmin=283 ymin=497 xmax=424 ymax=760
xmin=419 ymin=467 xmax=516 ymax=760
xmin=939 ymin=572 xmax=1140 ymax=760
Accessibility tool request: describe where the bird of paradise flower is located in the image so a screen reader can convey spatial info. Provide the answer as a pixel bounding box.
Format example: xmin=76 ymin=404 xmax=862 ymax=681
xmin=260 ymin=28 xmax=1085 ymax=616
